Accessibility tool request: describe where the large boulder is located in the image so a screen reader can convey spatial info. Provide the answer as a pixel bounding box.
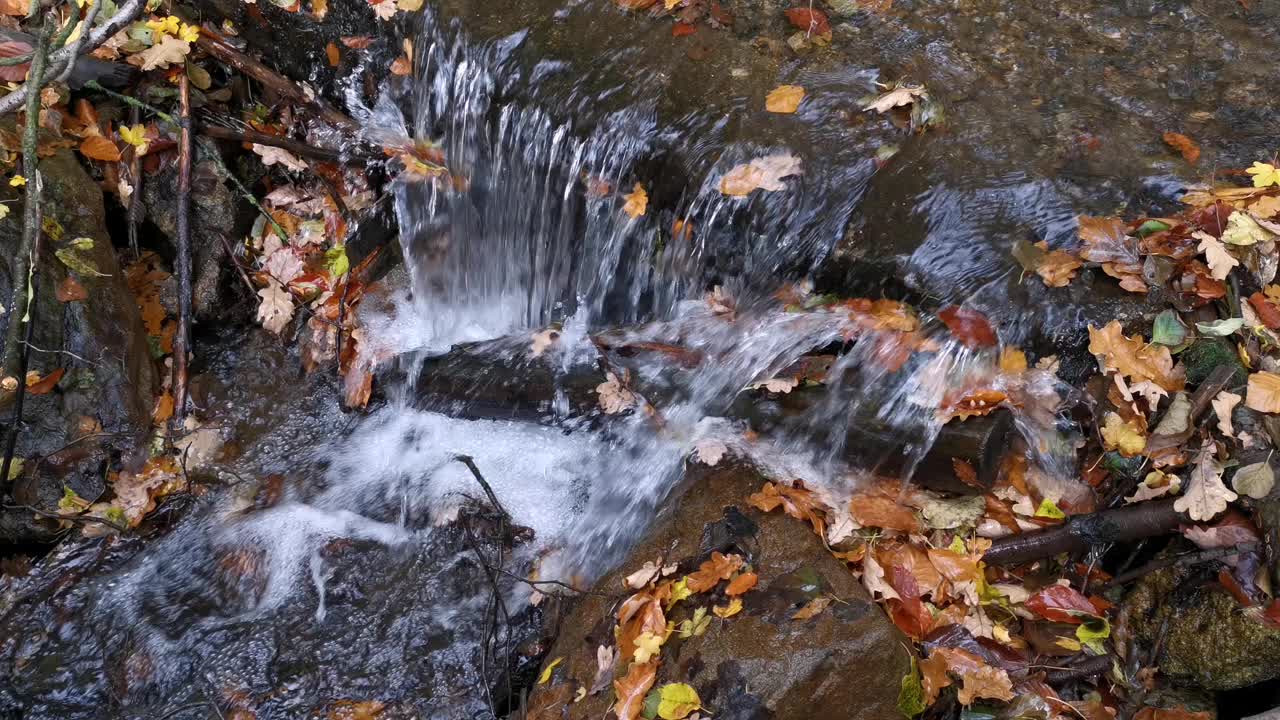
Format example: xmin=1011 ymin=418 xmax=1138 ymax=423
xmin=528 ymin=462 xmax=910 ymax=720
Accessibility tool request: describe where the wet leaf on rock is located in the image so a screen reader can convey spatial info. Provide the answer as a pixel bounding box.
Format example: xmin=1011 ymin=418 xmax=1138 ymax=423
xmin=656 ymin=683 xmax=701 ymax=720
xmin=792 ymin=594 xmax=833 ymax=620
xmin=537 ymin=657 xmax=563 ymax=684
xmin=614 ymin=661 xmax=658 ymax=720
xmin=765 ymin=84 xmax=805 ymax=113
xmin=685 ymin=551 xmax=743 ymax=592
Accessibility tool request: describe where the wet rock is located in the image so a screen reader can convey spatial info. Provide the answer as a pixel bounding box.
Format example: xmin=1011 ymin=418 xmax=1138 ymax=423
xmin=1122 ymin=562 xmax=1280 ymax=691
xmin=0 ymin=148 xmax=154 ymax=536
xmin=527 ymin=462 xmax=909 ymax=720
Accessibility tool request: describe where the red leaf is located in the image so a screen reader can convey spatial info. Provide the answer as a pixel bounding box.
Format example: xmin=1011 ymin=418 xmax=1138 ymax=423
xmin=671 ymin=21 xmax=696 ymax=37
xmin=784 ymin=7 xmax=830 ymax=35
xmin=886 ymin=596 xmax=933 ymax=639
xmin=1218 ymin=568 xmax=1255 ymax=608
xmin=0 ymin=40 xmax=31 ymax=82
xmin=1249 ymin=292 xmax=1280 ymax=330
xmin=1024 ymin=584 xmax=1100 ymax=624
xmin=1162 ymin=132 xmax=1200 ymax=164
xmin=1262 ymin=599 xmax=1280 ymax=627
xmin=56 ymin=276 xmax=87 ymax=302
xmin=938 ymin=306 xmax=997 ymax=348
xmin=26 ymin=368 xmax=64 ymax=395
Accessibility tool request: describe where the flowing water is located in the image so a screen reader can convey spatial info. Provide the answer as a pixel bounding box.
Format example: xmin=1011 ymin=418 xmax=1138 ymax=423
xmin=3 ymin=0 xmax=1278 ymax=717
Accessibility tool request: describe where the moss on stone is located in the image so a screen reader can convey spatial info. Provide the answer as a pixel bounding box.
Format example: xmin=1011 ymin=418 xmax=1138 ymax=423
xmin=1180 ymin=337 xmax=1246 ymax=386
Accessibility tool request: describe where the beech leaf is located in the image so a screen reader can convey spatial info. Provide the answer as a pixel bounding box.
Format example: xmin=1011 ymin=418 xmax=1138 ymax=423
xmin=1247 ymin=371 xmax=1280 ymax=414
xmin=1232 ymin=461 xmax=1275 ymax=499
xmin=613 ymin=661 xmax=657 ymax=720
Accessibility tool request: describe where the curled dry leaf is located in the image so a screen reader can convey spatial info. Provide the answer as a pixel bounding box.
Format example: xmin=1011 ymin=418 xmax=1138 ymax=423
xmin=1247 ymin=371 xmax=1280 ymax=414
xmin=597 ymin=372 xmax=636 ymax=414
xmin=692 ymin=437 xmax=727 ymax=466
xmin=765 ymin=84 xmax=805 ymax=113
xmin=919 ymin=647 xmax=1015 ymax=706
xmin=1173 ymin=445 xmax=1236 ymax=522
xmin=1212 ymin=391 xmax=1241 ymax=438
xmin=253 ymin=144 xmax=310 ymax=172
xmin=622 ymin=183 xmax=648 ymax=218
xmin=529 ymin=327 xmax=559 ymax=358
xmin=719 ymin=153 xmax=802 ymax=197
xmin=863 ymin=84 xmax=926 ymax=114
xmin=624 ymin=561 xmax=662 ymax=590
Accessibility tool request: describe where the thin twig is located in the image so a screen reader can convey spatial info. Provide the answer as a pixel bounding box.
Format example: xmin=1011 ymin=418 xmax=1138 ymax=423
xmin=5 ymin=503 xmax=129 ymax=534
xmin=171 ymin=72 xmax=193 ymax=424
xmin=0 ymin=0 xmax=145 ymax=116
xmin=1099 ymin=543 xmax=1257 ymax=591
xmin=0 ymin=20 xmax=51 ymax=496
xmin=53 ymin=0 xmax=103 ymax=85
xmin=126 ymin=101 xmax=143 ymax=259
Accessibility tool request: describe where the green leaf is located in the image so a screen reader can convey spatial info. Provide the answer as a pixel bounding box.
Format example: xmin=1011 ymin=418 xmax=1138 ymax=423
xmin=5 ymin=457 xmax=23 ymax=482
xmin=1034 ymin=498 xmax=1066 ymax=520
xmin=55 ymin=247 xmax=107 ymax=277
xmin=1076 ymin=616 xmax=1110 ymax=655
xmin=1136 ymin=220 xmax=1171 ymax=238
xmin=104 ymin=505 xmax=127 ymax=526
xmin=1195 ymin=318 xmax=1245 ymax=337
xmin=677 ymin=607 xmax=711 ymax=638
xmin=641 ymin=689 xmax=661 ymax=720
xmin=536 ymin=656 xmax=562 ymax=685
xmin=186 ymin=62 xmax=212 ymax=90
xmin=324 ymin=245 xmax=350 ymax=278
xmin=58 ymin=484 xmax=90 ymax=512
xmin=1151 ymin=310 xmax=1187 ymax=347
xmin=656 ymin=683 xmax=701 ymax=720
xmin=898 ymin=658 xmax=927 ymax=718
xmin=1232 ymin=461 xmax=1275 ymax=499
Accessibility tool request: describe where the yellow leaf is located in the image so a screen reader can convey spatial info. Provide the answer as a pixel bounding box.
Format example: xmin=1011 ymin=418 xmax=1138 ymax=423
xmin=1247 ymin=371 xmax=1280 ymax=414
xmin=622 ymin=183 xmax=647 ymax=219
xmin=666 ymin=576 xmax=692 ymax=606
xmin=998 ymin=347 xmax=1027 ymax=373
xmin=119 ymin=124 xmax=148 ymax=150
xmin=127 ymin=35 xmax=191 ymax=71
xmin=765 ymin=84 xmax=805 ymax=113
xmin=656 ymin=683 xmax=701 ymax=720
xmin=397 ymin=0 xmax=423 ymax=10
xmin=145 ymin=15 xmax=180 ymax=36
xmin=9 ymin=175 xmax=24 ymax=186
xmin=1247 ymin=161 xmax=1280 ymax=188
xmin=712 ymin=598 xmax=742 ymax=618
xmin=177 ymin=22 xmax=200 ymax=42
xmin=1221 ymin=211 xmax=1273 ymax=246
xmin=537 ymin=657 xmax=562 ymax=685
xmin=664 ymin=0 xmax=681 ymax=8
xmin=1033 ymin=498 xmax=1067 ymax=520
xmin=1100 ymin=412 xmax=1146 ymax=457
xmin=677 ymin=607 xmax=710 ymax=638
xmin=0 ymin=203 xmax=9 ymax=219
xmin=633 ymin=631 xmax=663 ymax=664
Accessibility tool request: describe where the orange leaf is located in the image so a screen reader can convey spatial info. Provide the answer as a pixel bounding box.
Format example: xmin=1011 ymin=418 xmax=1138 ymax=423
xmin=939 ymin=388 xmax=1007 ymax=422
xmin=747 ymin=480 xmax=827 ymax=537
xmin=325 ymin=42 xmax=340 ymax=67
xmin=671 ymin=21 xmax=696 ymax=37
xmin=1088 ymin=320 xmax=1180 ymax=391
xmin=26 ymin=368 xmax=63 ymax=395
xmin=1162 ymin=132 xmax=1200 ymax=164
xmin=1248 ymin=292 xmax=1280 ymax=330
xmin=390 ymin=55 xmax=411 ymax=76
xmin=56 ymin=276 xmax=87 ymax=302
xmin=919 ymin=647 xmax=1015 ymax=706
xmin=937 ymin=306 xmax=997 ymax=348
xmin=849 ymin=493 xmax=921 ymax=533
xmin=612 ymin=661 xmax=657 ymax=720
xmin=725 ymin=571 xmax=757 ymax=596
xmin=152 ymin=391 xmax=174 ymax=424
xmin=79 ymin=134 xmax=122 ymax=162
xmin=686 ymin=551 xmax=743 ymax=592
xmin=784 ymin=7 xmax=830 ymax=35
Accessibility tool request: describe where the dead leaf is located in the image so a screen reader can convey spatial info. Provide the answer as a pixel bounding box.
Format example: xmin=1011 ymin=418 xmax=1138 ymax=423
xmin=325 ymin=42 xmax=340 ymax=67
xmin=765 ymin=84 xmax=805 ymax=114
xmin=253 ymin=144 xmax=309 ymax=172
xmin=1162 ymin=132 xmax=1200 ymax=164
xmin=919 ymin=647 xmax=1015 ymax=706
xmin=127 ymin=35 xmax=192 ymax=71
xmin=1088 ymin=321 xmax=1179 ymax=391
xmin=784 ymin=7 xmax=830 ymax=36
xmin=613 ymin=661 xmax=657 ymax=720
xmin=590 ymin=645 xmax=616 ymax=696
xmin=938 ymin=306 xmax=997 ymax=348
xmin=1212 ymin=391 xmax=1241 ymax=438
xmin=596 ymin=372 xmax=636 ymax=414
xmin=849 ymin=492 xmax=922 ymax=533
xmin=686 ymin=552 xmax=744 ymax=592
xmin=692 ymin=437 xmax=727 ymax=466
xmin=625 ymin=561 xmax=662 ymax=590
xmin=725 ymin=572 xmax=757 ymax=596
xmin=622 ymin=183 xmax=648 ymax=218
xmin=1101 ymin=412 xmax=1146 ymax=457
xmin=341 ymin=36 xmax=376 ymax=49
xmin=791 ymin=594 xmax=832 ymax=620
xmin=56 ymin=276 xmax=87 ymax=302
xmin=256 ymin=280 xmax=294 ymax=334
xmin=79 ymin=135 xmax=121 ymax=162
xmin=747 ymin=481 xmax=827 ymax=537
xmin=1247 ymin=371 xmax=1280 ymax=413
xmin=529 ymin=327 xmax=559 ymax=357
xmin=863 ymin=84 xmax=925 ymax=114
xmin=1194 ymin=231 xmax=1239 ymax=281
xmin=719 ymin=153 xmax=802 ymax=197
xmin=1173 ymin=444 xmax=1236 ymax=522
xmin=25 ymin=368 xmax=63 ymax=395
xmin=1033 ymin=242 xmax=1082 ymax=287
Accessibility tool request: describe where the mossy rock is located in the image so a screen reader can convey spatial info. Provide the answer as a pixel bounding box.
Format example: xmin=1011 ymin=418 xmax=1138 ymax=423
xmin=1123 ymin=563 xmax=1280 ymax=690
xmin=1180 ymin=337 xmax=1246 ymax=386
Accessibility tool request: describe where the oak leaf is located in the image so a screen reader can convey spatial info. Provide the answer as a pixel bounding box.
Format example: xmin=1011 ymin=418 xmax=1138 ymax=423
xmin=747 ymin=481 xmax=827 ymax=537
xmin=1212 ymin=391 xmax=1241 ymax=438
xmin=256 ymin=280 xmax=294 ymax=334
xmin=919 ymin=647 xmax=1015 ymax=706
xmin=1087 ymin=321 xmax=1178 ymax=391
xmin=685 ymin=552 xmax=744 ymax=592
xmin=863 ymin=84 xmax=925 ymax=114
xmin=127 ymin=35 xmax=191 ymax=71
xmin=1078 ymin=216 xmax=1138 ymax=265
xmin=1173 ymin=445 xmax=1236 ymax=522
xmin=613 ymin=661 xmax=657 ymax=720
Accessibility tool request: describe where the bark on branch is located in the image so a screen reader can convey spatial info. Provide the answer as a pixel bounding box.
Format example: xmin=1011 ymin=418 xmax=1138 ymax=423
xmin=983 ymin=499 xmax=1184 ymax=566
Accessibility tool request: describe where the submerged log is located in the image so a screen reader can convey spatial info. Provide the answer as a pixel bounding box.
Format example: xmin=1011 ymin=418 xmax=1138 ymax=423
xmin=408 ymin=340 xmax=1014 ymax=494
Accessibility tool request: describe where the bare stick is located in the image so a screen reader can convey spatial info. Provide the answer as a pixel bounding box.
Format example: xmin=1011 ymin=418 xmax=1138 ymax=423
xmin=0 ymin=0 xmax=145 ymax=116
xmin=171 ymin=72 xmax=193 ymax=423
xmin=126 ymin=101 xmax=143 ymax=258
xmin=53 ymin=0 xmax=103 ymax=85
xmin=0 ymin=22 xmax=51 ymax=495
xmin=200 ymin=124 xmax=370 ymax=164
xmin=5 ymin=503 xmax=128 ymax=534
xmin=983 ymin=499 xmax=1185 ymax=566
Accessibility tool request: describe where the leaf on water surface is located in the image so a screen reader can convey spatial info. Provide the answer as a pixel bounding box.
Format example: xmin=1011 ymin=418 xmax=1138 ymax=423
xmin=937 ymin=306 xmax=997 ymax=349
xmin=765 ymin=84 xmax=805 ymax=113
xmin=1033 ymin=244 xmax=1083 ymax=287
xmin=1174 ymin=444 xmax=1236 ymax=522
xmin=919 ymin=646 xmax=1014 ymax=706
xmin=1247 ymin=371 xmax=1280 ymax=413
xmin=719 ymin=153 xmax=802 ymax=197
xmin=792 ymin=594 xmax=833 ymax=620
xmin=1162 ymin=132 xmax=1200 ymax=164
xmin=614 ymin=660 xmax=658 ymax=720
xmin=1212 ymin=391 xmax=1241 ymax=438
xmin=622 ymin=183 xmax=648 ymax=218
xmin=713 ymin=598 xmax=742 ymax=617
xmin=863 ymin=84 xmax=925 ymax=114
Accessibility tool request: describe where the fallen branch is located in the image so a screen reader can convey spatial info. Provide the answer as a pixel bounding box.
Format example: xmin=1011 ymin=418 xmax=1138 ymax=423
xmin=195 ymin=31 xmax=361 ymax=134
xmin=0 ymin=0 xmax=145 ymax=116
xmin=5 ymin=503 xmax=129 ymax=534
xmin=200 ymin=124 xmax=370 ymax=164
xmin=983 ymin=499 xmax=1184 ymax=566
xmin=52 ymin=0 xmax=103 ymax=85
xmin=0 ymin=21 xmax=51 ymax=495
xmin=1099 ymin=543 xmax=1257 ymax=591
xmin=171 ymin=73 xmax=192 ymax=423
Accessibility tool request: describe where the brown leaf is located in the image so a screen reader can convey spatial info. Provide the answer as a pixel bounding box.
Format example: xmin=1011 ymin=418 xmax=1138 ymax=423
xmin=725 ymin=571 xmax=757 ymax=596
xmin=56 ymin=276 xmax=87 ymax=302
xmin=1033 ymin=241 xmax=1082 ymax=287
xmin=325 ymin=42 xmax=340 ymax=67
xmin=26 ymin=368 xmax=63 ymax=395
xmin=341 ymin=36 xmax=375 ymax=48
xmin=79 ymin=134 xmax=122 ymax=162
xmin=1078 ymin=216 xmax=1139 ymax=265
xmin=952 ymin=459 xmax=980 ymax=488
xmin=1247 ymin=371 xmax=1280 ymax=414
xmin=1162 ymin=132 xmax=1200 ymax=164
xmin=1133 ymin=708 xmax=1212 ymax=720
xmin=0 ymin=0 xmax=27 ymax=16
xmin=612 ymin=661 xmax=657 ymax=720
xmin=390 ymin=54 xmax=411 ymax=76
xmin=152 ymin=392 xmax=174 ymax=425
xmin=848 ymin=493 xmax=922 ymax=533
xmin=720 ymin=153 xmax=802 ymax=197
xmin=746 ymin=480 xmax=827 ymax=537
xmin=1088 ymin=321 xmax=1179 ymax=391
xmin=1248 ymin=292 xmax=1280 ymax=330
xmin=937 ymin=306 xmax=997 ymax=348
xmin=919 ymin=647 xmax=1015 ymax=706
xmin=784 ymin=7 xmax=830 ymax=36
xmin=686 ymin=551 xmax=744 ymax=592
xmin=791 ymin=594 xmax=832 ymax=620
xmin=327 ymin=699 xmax=385 ymax=720
xmin=939 ymin=388 xmax=1008 ymax=422
xmin=765 ymin=84 xmax=805 ymax=114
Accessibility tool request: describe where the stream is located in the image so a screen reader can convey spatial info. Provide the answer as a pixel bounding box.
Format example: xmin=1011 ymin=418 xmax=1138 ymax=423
xmin=2 ymin=0 xmax=1278 ymax=717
